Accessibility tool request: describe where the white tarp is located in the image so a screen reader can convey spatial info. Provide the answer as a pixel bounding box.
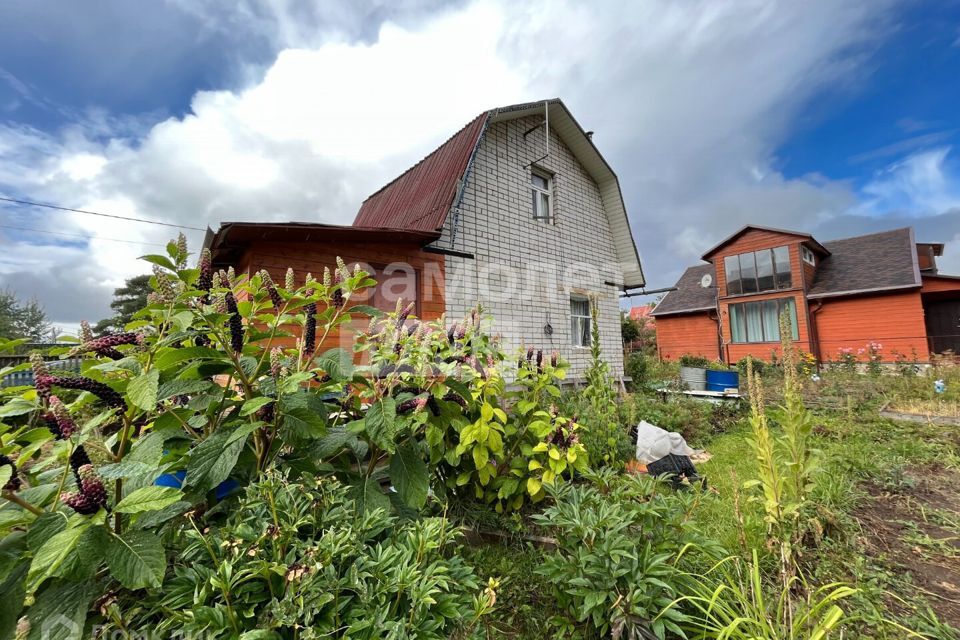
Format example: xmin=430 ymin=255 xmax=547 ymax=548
xmin=634 ymin=420 xmax=696 ymax=464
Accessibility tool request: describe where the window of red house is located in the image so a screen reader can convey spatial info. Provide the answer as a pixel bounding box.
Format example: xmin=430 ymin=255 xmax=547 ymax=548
xmin=725 ymin=246 xmax=792 ymax=295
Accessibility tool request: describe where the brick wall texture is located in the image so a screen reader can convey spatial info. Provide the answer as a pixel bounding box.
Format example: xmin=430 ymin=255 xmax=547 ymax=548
xmin=437 ymin=116 xmax=625 ymax=379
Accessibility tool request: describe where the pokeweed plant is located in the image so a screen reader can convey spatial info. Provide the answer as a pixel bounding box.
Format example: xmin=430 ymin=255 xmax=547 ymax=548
xmin=0 ymin=236 xmax=381 ymax=635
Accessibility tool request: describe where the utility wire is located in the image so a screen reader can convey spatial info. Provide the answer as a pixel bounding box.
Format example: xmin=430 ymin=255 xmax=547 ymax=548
xmin=0 ymin=223 xmax=168 ymax=247
xmin=0 ymin=195 xmax=207 ymax=231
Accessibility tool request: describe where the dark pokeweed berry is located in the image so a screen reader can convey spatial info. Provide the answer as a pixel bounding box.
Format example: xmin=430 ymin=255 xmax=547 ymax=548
xmin=526 ymin=347 xmax=534 ymax=363
xmin=426 ymin=396 xmax=441 ymax=417
xmin=225 ymin=292 xmax=244 ymax=354
xmin=551 ymin=351 xmax=559 ymax=368
xmin=48 ymin=396 xmax=77 ymax=438
xmin=42 ymin=412 xmax=62 ymax=438
xmin=442 ymin=391 xmax=467 ymax=409
xmin=397 ymin=396 xmax=428 ymax=414
xmin=259 ymin=270 xmax=283 ymax=309
xmin=392 ymin=341 xmax=402 ymax=355
xmin=303 ymin=301 xmax=317 ymax=355
xmin=256 ymin=401 xmax=275 ymax=423
xmin=70 ymin=446 xmax=91 ymax=483
xmin=0 ymin=454 xmax=21 ymax=491
xmin=331 ymin=271 xmax=345 ymax=309
xmin=447 ymin=324 xmax=457 ymax=345
xmin=535 ymin=350 xmax=543 ymax=373
xmin=197 ymin=248 xmax=213 ymax=293
xmin=456 ymin=324 xmax=466 ymax=340
xmin=62 ymin=491 xmax=100 ymax=515
xmin=47 ymin=376 xmax=125 ymax=410
xmin=62 ymin=464 xmax=108 ymax=515
xmin=397 ymin=302 xmax=414 ymax=327
xmin=443 ymin=355 xmax=466 ymax=364
xmin=70 ymin=333 xmax=142 ymax=359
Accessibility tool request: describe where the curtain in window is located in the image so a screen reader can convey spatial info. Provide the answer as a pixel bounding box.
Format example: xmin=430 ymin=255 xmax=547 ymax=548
xmin=761 ymin=300 xmax=780 ymax=342
xmin=570 ymin=298 xmax=590 ymax=346
xmin=730 ymin=303 xmax=745 ymax=342
xmin=745 ymin=302 xmax=764 ymax=342
xmin=782 ymin=299 xmax=799 ymax=340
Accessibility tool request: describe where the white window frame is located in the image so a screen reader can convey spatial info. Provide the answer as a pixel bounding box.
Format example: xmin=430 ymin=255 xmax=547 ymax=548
xmin=802 ymin=246 xmax=816 ymax=266
xmin=531 ymin=169 xmax=554 ymax=223
xmin=570 ymin=296 xmax=591 ymax=347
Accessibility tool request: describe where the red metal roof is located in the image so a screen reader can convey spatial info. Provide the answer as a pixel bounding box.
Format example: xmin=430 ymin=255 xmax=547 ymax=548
xmin=352 ymin=112 xmax=487 ymax=232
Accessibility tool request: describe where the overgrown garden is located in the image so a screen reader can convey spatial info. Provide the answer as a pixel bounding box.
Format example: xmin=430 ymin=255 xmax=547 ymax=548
xmin=1 ymin=237 xmax=957 ymax=638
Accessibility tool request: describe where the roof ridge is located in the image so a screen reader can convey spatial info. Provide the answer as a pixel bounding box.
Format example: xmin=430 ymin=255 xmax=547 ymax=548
xmin=358 ymin=111 xmax=489 ymax=205
xmin=822 ymin=226 xmax=912 ymax=245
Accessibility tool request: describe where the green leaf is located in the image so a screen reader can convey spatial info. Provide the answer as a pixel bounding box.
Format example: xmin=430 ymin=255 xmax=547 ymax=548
xmin=345 ymin=304 xmax=384 ymax=318
xmin=281 ymin=406 xmax=326 ymax=438
xmin=0 ymin=397 xmax=35 ymax=417
xmin=0 ymin=562 xmax=26 ymax=638
xmin=157 ymin=378 xmax=212 ymax=401
xmin=26 ymin=512 xmax=67 ymax=552
xmin=25 ymin=579 xmax=97 ymax=640
xmin=389 ymin=444 xmax=429 ymax=510
xmin=317 ymin=348 xmax=354 ymax=380
xmin=184 ymin=429 xmax=245 ymax=492
xmin=28 ymin=524 xmax=87 ymax=587
xmin=127 ymin=368 xmax=160 ymax=411
xmin=240 ymin=396 xmax=274 ymax=416
xmin=365 ymin=397 xmax=397 ymax=452
xmin=348 ymin=477 xmax=391 ymax=515
xmin=527 ymin=477 xmax=542 ymax=496
xmin=153 ymin=346 xmax=225 ymax=370
xmin=140 ymin=254 xmax=177 ymax=270
xmin=0 ymin=466 xmax=9 ymax=491
xmin=114 ymin=486 xmax=184 ymax=514
xmin=105 ymin=529 xmax=165 ymax=589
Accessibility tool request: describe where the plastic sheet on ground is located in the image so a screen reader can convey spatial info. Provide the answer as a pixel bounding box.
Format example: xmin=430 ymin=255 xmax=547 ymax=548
xmin=634 ymin=420 xmax=697 ymax=465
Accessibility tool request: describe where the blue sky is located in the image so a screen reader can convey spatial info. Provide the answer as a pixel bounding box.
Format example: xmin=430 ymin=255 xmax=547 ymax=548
xmin=0 ymin=0 xmax=958 ymax=326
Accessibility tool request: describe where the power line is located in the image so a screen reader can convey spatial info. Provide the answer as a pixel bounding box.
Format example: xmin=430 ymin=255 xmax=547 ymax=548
xmin=0 ymin=223 xmax=168 ymax=247
xmin=0 ymin=195 xmax=207 ymax=231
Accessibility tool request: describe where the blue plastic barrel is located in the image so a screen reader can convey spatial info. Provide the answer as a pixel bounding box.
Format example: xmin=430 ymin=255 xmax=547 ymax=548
xmin=705 ymin=369 xmax=739 ymax=393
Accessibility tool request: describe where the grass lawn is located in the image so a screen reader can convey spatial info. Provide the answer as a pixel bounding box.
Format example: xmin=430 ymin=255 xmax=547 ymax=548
xmin=694 ymin=381 xmax=960 ymax=638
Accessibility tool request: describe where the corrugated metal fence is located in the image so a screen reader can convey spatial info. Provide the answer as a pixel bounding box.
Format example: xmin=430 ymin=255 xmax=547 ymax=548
xmin=0 ymin=355 xmax=83 ymax=388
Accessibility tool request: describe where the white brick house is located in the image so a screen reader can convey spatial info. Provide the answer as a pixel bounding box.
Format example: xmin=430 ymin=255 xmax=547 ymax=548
xmin=354 ymin=99 xmax=645 ymax=379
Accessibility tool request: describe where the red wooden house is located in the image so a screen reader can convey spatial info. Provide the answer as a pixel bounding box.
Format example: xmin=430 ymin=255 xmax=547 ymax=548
xmin=651 ymin=225 xmax=960 ymax=364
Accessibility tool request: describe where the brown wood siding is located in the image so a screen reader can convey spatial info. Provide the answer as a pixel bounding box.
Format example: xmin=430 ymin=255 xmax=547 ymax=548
xmin=922 ymin=276 xmax=960 ymax=294
xmin=813 ymin=290 xmax=928 ymax=362
xmin=231 ymin=240 xmax=445 ymax=357
xmin=655 ymin=313 xmax=720 ymax=361
xmin=711 ymin=229 xmax=811 ymax=363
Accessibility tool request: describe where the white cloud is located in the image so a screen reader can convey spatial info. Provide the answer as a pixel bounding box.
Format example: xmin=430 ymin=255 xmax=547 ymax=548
xmin=4 ymin=0 xmax=954 ymax=324
xmin=859 ymin=146 xmax=960 ymax=216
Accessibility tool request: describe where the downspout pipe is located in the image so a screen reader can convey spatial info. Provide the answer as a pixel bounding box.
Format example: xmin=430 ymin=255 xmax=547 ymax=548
xmin=809 ymin=300 xmax=825 ymax=367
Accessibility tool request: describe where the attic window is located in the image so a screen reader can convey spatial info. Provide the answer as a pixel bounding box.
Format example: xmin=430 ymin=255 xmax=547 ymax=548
xmin=802 ymin=246 xmax=816 ymax=266
xmin=531 ymin=170 xmax=553 ymax=222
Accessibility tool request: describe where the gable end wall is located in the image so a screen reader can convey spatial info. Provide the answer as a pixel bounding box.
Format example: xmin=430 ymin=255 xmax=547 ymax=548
xmin=437 ymin=116 xmax=625 ymax=378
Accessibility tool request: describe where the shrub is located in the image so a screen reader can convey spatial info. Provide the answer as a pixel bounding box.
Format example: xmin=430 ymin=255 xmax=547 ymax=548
xmin=99 ymin=471 xmax=496 ymax=638
xmin=625 ymin=351 xmax=649 ymax=386
xmin=579 ymin=299 xmax=623 ymax=467
xmin=679 ymin=354 xmax=711 ymax=369
xmin=534 ymin=472 xmax=722 ymax=638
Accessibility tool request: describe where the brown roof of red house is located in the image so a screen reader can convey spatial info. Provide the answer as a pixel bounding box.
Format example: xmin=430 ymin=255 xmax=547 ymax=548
xmin=353 ymin=113 xmax=487 ymax=232
xmin=650 ymin=265 xmax=716 ymax=316
xmin=806 ymin=227 xmax=920 ymax=299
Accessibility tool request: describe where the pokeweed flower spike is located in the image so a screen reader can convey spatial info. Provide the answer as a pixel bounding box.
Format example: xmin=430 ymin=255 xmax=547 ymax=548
xmin=176 ymin=232 xmax=188 ymax=267
xmin=79 ymin=320 xmax=94 ymax=343
xmin=48 ymin=396 xmax=77 ymax=438
xmin=62 ymin=464 xmax=108 ymax=515
xmin=270 ymin=347 xmax=283 ymax=379
xmin=197 ymin=248 xmax=213 ymax=294
xmin=42 ymin=412 xmax=61 ymax=438
xmin=285 ymin=267 xmax=295 ymax=291
xmin=331 ymin=270 xmax=345 ymax=308
xmin=397 ymin=302 xmax=414 ymax=327
xmin=536 ymin=350 xmax=543 ymax=373
xmin=226 ymin=266 xmax=237 ymax=288
xmin=442 ymin=391 xmax=467 ymax=409
xmin=0 ymin=454 xmax=21 ymax=491
xmin=526 ymin=347 xmax=534 ymax=362
xmin=46 ymin=375 xmax=125 ymax=410
xmin=336 ymin=256 xmax=350 ymax=281
xmin=70 ymin=332 xmax=142 ymax=359
xmin=551 ymin=351 xmax=559 ymax=368
xmin=456 ymin=324 xmax=466 ymax=340
xmin=69 ymin=446 xmax=91 ymax=480
xmin=30 ymin=354 xmax=52 ymax=401
xmin=260 ymin=270 xmax=283 ymax=309
xmin=225 ymin=292 xmax=244 ymax=354
xmin=303 ymin=301 xmax=317 ymax=356
xmin=323 ymin=267 xmax=332 ymax=288
xmin=152 ymin=264 xmax=175 ymax=303
xmin=447 ymin=324 xmax=457 ymax=345
xmin=398 ymin=396 xmax=429 ymax=414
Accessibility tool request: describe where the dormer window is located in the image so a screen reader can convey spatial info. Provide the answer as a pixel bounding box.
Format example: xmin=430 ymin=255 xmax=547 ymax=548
xmin=802 ymin=246 xmax=816 ymax=266
xmin=531 ymin=170 xmax=553 ymax=222
xmin=724 ymin=245 xmax=792 ymax=295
